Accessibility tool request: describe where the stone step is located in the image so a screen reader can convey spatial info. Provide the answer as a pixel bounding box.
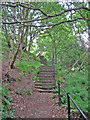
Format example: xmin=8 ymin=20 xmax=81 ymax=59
xmin=38 ymin=72 xmax=54 ymax=76
xmin=37 ymin=80 xmax=55 ymax=83
xmin=35 ymin=83 xmax=55 ymax=86
xmin=40 ymin=66 xmax=54 ymax=69
xmin=40 ymin=65 xmax=54 ymax=68
xmin=40 ymin=66 xmax=55 ymax=70
xmin=38 ymin=77 xmax=54 ymax=80
xmin=37 ymin=74 xmax=54 ymax=77
xmin=40 ymin=69 xmax=55 ymax=72
xmin=35 ymin=65 xmax=56 ymax=92
xmin=37 ymin=89 xmax=53 ymax=92
xmin=35 ymin=86 xmax=55 ymax=89
xmin=38 ymin=71 xmax=54 ymax=74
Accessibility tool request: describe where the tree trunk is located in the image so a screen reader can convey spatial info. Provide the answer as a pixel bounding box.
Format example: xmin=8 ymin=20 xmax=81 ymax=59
xmin=87 ymin=2 xmax=90 ymax=50
xmin=87 ymin=2 xmax=90 ymax=79
xmin=64 ymin=51 xmax=87 ymax=77
xmin=25 ymin=27 xmax=28 ymax=51
xmin=55 ymin=47 xmax=57 ymax=64
xmin=19 ymin=26 xmax=24 ymax=61
xmin=28 ymin=26 xmax=32 ymax=53
xmin=9 ymin=8 xmax=30 ymax=69
xmin=10 ymin=24 xmax=15 ymax=57
xmin=10 ymin=26 xmax=21 ymax=69
xmin=14 ymin=7 xmax=17 ymax=44
xmin=10 ymin=43 xmax=21 ymax=69
xmin=53 ymin=30 xmax=57 ymax=64
xmin=73 ymin=53 xmax=88 ymax=75
xmin=6 ymin=36 xmax=14 ymax=76
xmin=4 ymin=24 xmax=11 ymax=48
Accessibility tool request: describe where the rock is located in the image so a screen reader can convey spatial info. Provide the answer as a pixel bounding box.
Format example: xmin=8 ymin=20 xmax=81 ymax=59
xmin=52 ymin=115 xmax=55 ymax=118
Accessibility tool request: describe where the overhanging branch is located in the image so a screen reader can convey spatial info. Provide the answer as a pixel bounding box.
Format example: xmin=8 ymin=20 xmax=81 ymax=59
xmin=20 ymin=17 xmax=88 ymax=28
xmin=2 ymin=4 xmax=90 ymax=25
xmin=1 ymin=2 xmax=47 ymax=16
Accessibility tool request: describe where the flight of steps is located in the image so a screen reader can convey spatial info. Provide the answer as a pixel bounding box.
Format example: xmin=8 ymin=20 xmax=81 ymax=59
xmin=35 ymin=65 xmax=55 ymax=92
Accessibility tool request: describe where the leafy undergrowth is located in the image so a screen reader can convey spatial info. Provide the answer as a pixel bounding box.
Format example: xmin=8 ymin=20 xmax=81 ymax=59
xmin=52 ymin=69 xmax=89 ymax=119
xmin=54 ymin=70 xmax=88 ymax=115
xmin=16 ymin=51 xmax=44 ymax=80
xmin=65 ymin=71 xmax=88 ymax=113
xmin=0 ymin=40 xmax=9 ymax=61
xmin=2 ymin=61 xmax=68 ymax=119
xmin=0 ymin=83 xmax=15 ymax=119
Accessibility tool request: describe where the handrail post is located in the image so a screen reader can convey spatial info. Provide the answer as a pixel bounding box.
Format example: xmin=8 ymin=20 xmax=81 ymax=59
xmin=54 ymin=64 xmax=56 ymax=89
xmin=58 ymin=82 xmax=61 ymax=106
xmin=52 ymin=58 xmax=54 ymax=65
xmin=67 ymin=93 xmax=70 ymax=120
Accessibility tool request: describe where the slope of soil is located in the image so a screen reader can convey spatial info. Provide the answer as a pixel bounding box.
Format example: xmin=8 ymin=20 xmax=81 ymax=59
xmin=2 ymin=61 xmax=88 ymax=119
xmin=3 ymin=61 xmax=88 ymax=119
xmin=2 ymin=61 xmax=68 ymax=118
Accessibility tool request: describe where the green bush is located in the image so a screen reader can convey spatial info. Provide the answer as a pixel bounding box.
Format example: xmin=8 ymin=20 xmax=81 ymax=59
xmin=52 ymin=94 xmax=57 ymax=99
xmin=56 ymin=64 xmax=68 ymax=77
xmin=55 ymin=68 xmax=88 ymax=113
xmin=16 ymin=59 xmax=43 ymax=74
xmin=65 ymin=71 xmax=88 ymax=113
xmin=16 ymin=60 xmax=31 ymax=73
xmin=26 ymin=89 xmax=32 ymax=95
xmin=0 ymin=83 xmax=15 ymax=119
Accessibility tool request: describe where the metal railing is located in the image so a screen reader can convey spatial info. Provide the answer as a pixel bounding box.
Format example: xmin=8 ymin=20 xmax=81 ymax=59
xmin=54 ymin=65 xmax=88 ymax=120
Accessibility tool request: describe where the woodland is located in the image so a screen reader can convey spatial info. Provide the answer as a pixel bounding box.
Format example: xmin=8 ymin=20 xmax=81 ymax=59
xmin=0 ymin=1 xmax=90 ymax=119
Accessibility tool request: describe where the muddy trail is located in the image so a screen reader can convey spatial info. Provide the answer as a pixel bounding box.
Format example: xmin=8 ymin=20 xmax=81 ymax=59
xmin=2 ymin=61 xmax=72 ymax=119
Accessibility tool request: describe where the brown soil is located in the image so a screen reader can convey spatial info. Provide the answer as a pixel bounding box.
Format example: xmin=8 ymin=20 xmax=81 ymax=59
xmin=2 ymin=61 xmax=68 ymax=119
xmin=2 ymin=61 xmax=87 ymax=119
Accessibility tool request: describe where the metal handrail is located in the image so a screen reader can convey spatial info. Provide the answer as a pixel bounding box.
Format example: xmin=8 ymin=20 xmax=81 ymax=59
xmin=54 ymin=65 xmax=88 ymax=120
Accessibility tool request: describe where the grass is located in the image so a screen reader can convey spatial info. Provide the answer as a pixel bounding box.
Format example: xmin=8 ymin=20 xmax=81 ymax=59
xmin=26 ymin=89 xmax=32 ymax=95
xmin=52 ymin=94 xmax=57 ymax=99
xmin=16 ymin=56 xmax=43 ymax=78
xmin=52 ymin=69 xmax=88 ymax=113
xmin=65 ymin=71 xmax=88 ymax=113
xmin=1 ymin=83 xmax=15 ymax=119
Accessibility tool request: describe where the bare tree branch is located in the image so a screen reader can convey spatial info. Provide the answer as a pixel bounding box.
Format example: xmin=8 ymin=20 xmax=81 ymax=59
xmin=20 ymin=17 xmax=87 ymax=28
xmin=77 ymin=10 xmax=86 ymax=20
xmin=2 ymin=5 xmax=90 ymax=24
xmin=1 ymin=2 xmax=48 ymax=16
xmin=20 ymin=3 xmax=48 ymax=16
xmin=73 ymin=53 xmax=88 ymax=75
xmin=64 ymin=51 xmax=87 ymax=77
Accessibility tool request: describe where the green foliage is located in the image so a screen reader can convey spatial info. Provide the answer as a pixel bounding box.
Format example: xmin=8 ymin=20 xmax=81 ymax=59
xmin=57 ymin=78 xmax=65 ymax=83
xmin=64 ymin=71 xmax=88 ymax=113
xmin=57 ymin=65 xmax=68 ymax=77
xmin=61 ymin=95 xmax=66 ymax=104
xmin=34 ymin=109 xmax=38 ymax=112
xmin=33 ymin=76 xmax=39 ymax=81
xmin=52 ymin=88 xmax=58 ymax=93
xmin=16 ymin=60 xmax=31 ymax=74
xmin=0 ymin=83 xmax=15 ymax=119
xmin=16 ymin=59 xmax=42 ymax=74
xmin=26 ymin=89 xmax=32 ymax=95
xmin=1 ymin=40 xmax=10 ymax=61
xmin=16 ymin=50 xmax=43 ymax=75
xmin=1 ymin=2 xmax=89 ymax=117
xmin=33 ymin=76 xmax=39 ymax=83
xmin=16 ymin=88 xmax=25 ymax=95
xmin=15 ymin=88 xmax=33 ymax=96
xmin=52 ymin=94 xmax=57 ymax=99
xmin=55 ymin=68 xmax=88 ymax=113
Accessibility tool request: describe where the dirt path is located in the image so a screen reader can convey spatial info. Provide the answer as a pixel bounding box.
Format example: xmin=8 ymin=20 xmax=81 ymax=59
xmin=2 ymin=61 xmax=68 ymax=118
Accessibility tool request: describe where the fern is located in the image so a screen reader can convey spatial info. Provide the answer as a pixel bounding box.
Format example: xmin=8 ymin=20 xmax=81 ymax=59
xmin=65 ymin=71 xmax=88 ymax=113
xmin=1 ymin=83 xmax=15 ymax=119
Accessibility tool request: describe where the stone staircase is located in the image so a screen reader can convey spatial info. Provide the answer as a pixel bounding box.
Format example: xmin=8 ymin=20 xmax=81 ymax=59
xmin=35 ymin=65 xmax=55 ymax=92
